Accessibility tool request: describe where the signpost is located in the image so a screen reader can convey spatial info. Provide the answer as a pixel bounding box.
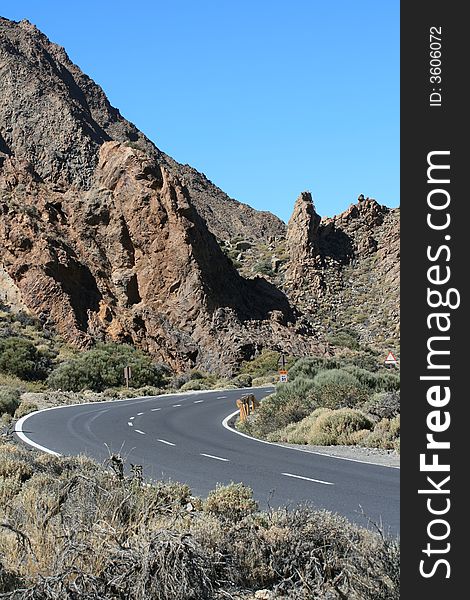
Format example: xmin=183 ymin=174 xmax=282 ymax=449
xmin=124 ymin=365 xmax=132 ymax=388
xmin=384 ymin=351 xmax=398 ymax=368
xmin=278 ymin=353 xmax=288 ymax=382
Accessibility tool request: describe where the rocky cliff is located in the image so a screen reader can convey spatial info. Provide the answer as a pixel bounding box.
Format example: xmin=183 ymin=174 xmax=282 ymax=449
xmin=0 ymin=17 xmax=399 ymax=370
xmin=284 ymin=193 xmax=399 ymax=350
xmin=0 ymin=17 xmax=318 ymax=373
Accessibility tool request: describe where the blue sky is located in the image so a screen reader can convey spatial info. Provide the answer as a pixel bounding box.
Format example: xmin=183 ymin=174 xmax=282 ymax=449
xmin=2 ymin=1 xmax=399 ymax=222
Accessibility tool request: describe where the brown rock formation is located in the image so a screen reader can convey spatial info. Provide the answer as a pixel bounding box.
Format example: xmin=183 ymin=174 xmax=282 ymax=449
xmin=0 ymin=138 xmax=314 ymax=373
xmin=285 ymin=191 xmax=323 ymax=293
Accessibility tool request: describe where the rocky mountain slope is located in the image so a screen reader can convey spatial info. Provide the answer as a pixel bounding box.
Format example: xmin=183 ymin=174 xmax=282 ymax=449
xmin=0 ymin=17 xmax=399 ymax=372
xmin=0 ymin=18 xmax=318 ymax=373
xmin=0 ymin=17 xmax=284 ymax=242
xmin=232 ymin=193 xmax=400 ymax=353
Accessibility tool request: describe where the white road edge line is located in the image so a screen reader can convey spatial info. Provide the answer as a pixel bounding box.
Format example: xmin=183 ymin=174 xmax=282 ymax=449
xmin=221 ymin=409 xmax=400 ymax=470
xmin=135 ymin=429 xmax=146 ymax=435
xmin=157 ymin=439 xmax=176 ymax=446
xmin=282 ymin=472 xmax=333 ymax=486
xmin=200 ymin=453 xmax=229 ymax=462
xmin=13 ymin=386 xmax=268 ymax=458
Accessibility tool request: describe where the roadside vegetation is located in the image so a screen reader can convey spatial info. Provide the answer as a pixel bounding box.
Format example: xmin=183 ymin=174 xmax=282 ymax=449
xmin=1 ymin=304 xmax=399 ymax=455
xmin=0 ymin=441 xmax=399 ymax=599
xmin=238 ymin=355 xmax=400 ymax=452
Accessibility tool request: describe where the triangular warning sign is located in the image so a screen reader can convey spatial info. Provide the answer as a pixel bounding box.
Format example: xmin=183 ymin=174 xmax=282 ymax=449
xmin=384 ymin=351 xmax=398 ymax=365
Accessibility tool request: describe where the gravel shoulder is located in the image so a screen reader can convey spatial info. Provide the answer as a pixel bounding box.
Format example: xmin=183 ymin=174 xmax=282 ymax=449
xmin=276 ymin=442 xmax=400 ymax=467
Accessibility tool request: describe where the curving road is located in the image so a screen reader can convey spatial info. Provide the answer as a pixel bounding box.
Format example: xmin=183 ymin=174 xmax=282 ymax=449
xmin=15 ymin=387 xmax=399 ymax=535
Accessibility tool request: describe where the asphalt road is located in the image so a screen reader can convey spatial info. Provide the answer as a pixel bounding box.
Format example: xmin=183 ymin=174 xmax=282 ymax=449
xmin=15 ymin=387 xmax=400 ymax=536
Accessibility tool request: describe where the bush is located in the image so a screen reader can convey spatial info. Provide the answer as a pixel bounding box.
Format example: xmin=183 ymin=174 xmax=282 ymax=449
xmin=0 ymin=387 xmax=21 ymax=416
xmin=254 ymin=259 xmax=275 ymax=276
xmin=14 ymin=401 xmax=39 ymax=419
xmin=240 ymin=350 xmax=283 ymax=378
xmin=47 ymin=343 xmax=170 ymax=392
xmin=0 ymin=442 xmax=399 ymax=598
xmin=180 ymin=379 xmax=211 ymax=391
xmin=314 ymin=368 xmax=361 ymax=388
xmin=327 ymin=328 xmax=360 ymax=350
xmin=307 ymin=408 xmax=373 ymax=445
xmin=288 ymin=356 xmax=325 ymax=381
xmin=239 ymin=381 xmax=317 ymax=438
xmin=359 ymin=416 xmax=400 ymax=450
xmin=344 ymin=366 xmax=400 ymax=392
xmin=363 ymin=391 xmax=400 ymax=420
xmin=204 ymin=483 xmax=258 ymax=520
xmin=0 ymin=337 xmax=51 ymax=381
xmin=230 ymin=374 xmax=252 ymax=388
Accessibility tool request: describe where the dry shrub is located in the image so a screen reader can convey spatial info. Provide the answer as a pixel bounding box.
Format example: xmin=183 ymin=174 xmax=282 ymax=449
xmin=13 ymin=402 xmax=38 ymax=420
xmin=359 ymin=416 xmax=400 ymax=450
xmin=0 ymin=442 xmax=399 ymax=599
xmin=269 ymin=409 xmax=373 ymax=446
xmin=204 ymin=483 xmax=258 ymax=521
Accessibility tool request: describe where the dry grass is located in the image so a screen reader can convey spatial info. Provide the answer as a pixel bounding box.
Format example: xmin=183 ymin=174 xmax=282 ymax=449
xmin=0 ymin=441 xmax=399 ymax=599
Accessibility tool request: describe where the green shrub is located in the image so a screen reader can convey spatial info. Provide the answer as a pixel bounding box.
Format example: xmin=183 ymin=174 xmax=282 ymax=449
xmin=254 ymin=259 xmax=275 ymax=276
xmin=180 ymin=379 xmax=211 ymax=391
xmin=315 ymin=382 xmax=370 ymax=410
xmin=327 ymin=329 xmax=360 ymax=350
xmin=363 ymin=391 xmax=400 ymax=420
xmin=47 ymin=343 xmax=170 ymax=392
xmin=230 ymin=374 xmax=253 ymax=388
xmin=238 ymin=382 xmax=316 ymax=438
xmin=0 ymin=387 xmax=21 ymax=416
xmin=0 ymin=337 xmax=51 ymax=381
xmin=275 ymin=376 xmax=317 ymax=400
xmin=344 ymin=366 xmax=400 ymax=392
xmin=314 ymin=368 xmax=361 ymax=388
xmin=288 ymin=356 xmax=325 ymax=381
xmin=204 ymin=483 xmax=257 ymax=520
xmin=240 ymin=350 xmax=283 ymax=378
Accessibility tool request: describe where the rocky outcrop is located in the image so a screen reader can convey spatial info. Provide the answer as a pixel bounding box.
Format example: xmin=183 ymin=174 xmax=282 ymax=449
xmin=0 ymin=17 xmax=284 ymax=241
xmin=286 ymin=191 xmax=321 ymax=282
xmin=0 ymin=140 xmax=317 ymax=373
xmin=284 ymin=195 xmax=399 ymax=351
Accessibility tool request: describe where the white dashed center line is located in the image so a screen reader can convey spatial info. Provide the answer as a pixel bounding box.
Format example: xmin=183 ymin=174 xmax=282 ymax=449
xmin=151 ymin=408 xmax=161 ymax=411
xmin=173 ymin=404 xmax=182 ymax=407
xmin=130 ymin=416 xmax=135 ymax=420
xmin=217 ymin=396 xmax=227 ymax=399
xmin=157 ymin=439 xmax=176 ymax=446
xmin=134 ymin=429 xmax=146 ymax=435
xmin=128 ymin=422 xmax=133 ymax=426
xmin=200 ymin=453 xmax=229 ymax=462
xmin=137 ymin=412 xmax=144 ymax=416
xmin=194 ymin=400 xmax=203 ymax=403
xmin=281 ymin=472 xmax=334 ymax=486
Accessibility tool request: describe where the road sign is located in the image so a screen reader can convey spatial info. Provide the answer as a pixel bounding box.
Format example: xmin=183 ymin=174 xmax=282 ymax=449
xmin=384 ymin=352 xmax=398 ymax=366
xmin=124 ymin=366 xmax=132 ymax=387
xmin=278 ymin=353 xmax=287 ymax=370
xmin=279 ymin=369 xmax=288 ymax=375
xmin=279 ymin=372 xmax=288 ymax=383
